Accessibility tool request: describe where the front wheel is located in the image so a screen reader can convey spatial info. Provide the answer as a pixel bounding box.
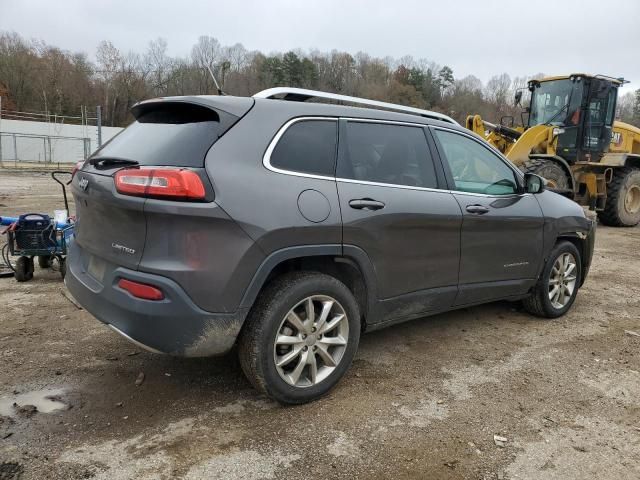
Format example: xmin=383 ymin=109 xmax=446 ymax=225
xmin=38 ymin=255 xmax=54 ymax=269
xmin=523 ymin=241 xmax=581 ymax=318
xmin=14 ymin=256 xmax=34 ymax=282
xmin=238 ymin=271 xmax=361 ymax=404
xmin=521 ymin=158 xmax=571 ymax=191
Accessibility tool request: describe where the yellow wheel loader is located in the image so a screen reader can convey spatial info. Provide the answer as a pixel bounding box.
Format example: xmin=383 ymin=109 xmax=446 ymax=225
xmin=467 ymin=74 xmax=640 ymax=226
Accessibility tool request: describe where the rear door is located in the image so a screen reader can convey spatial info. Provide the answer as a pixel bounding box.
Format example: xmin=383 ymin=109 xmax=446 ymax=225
xmin=581 ymin=79 xmax=617 ymax=160
xmin=336 ymin=119 xmax=462 ymax=322
xmin=73 ymin=166 xmax=146 ymax=270
xmin=431 ymin=127 xmax=544 ymax=305
xmin=72 ymin=99 xmax=251 ymax=272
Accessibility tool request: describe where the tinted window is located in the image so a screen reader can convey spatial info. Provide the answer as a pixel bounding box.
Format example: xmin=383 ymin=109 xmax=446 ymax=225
xmin=270 ymin=120 xmax=338 ymax=176
xmin=92 ymin=103 xmax=224 ymax=167
xmin=434 ymin=130 xmax=518 ymax=195
xmin=338 ymin=122 xmax=438 ymax=188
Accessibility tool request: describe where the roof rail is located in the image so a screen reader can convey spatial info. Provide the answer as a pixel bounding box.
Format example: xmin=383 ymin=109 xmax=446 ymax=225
xmin=253 ymin=87 xmax=458 ymax=125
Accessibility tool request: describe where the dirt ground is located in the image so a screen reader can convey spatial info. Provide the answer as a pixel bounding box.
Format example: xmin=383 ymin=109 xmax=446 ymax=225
xmin=0 ymin=170 xmax=638 ymax=480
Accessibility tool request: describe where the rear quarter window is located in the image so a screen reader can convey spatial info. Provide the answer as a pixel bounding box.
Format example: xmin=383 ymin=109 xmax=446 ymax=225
xmin=269 ymin=120 xmax=338 ymax=177
xmin=91 ymin=102 xmax=226 ymax=168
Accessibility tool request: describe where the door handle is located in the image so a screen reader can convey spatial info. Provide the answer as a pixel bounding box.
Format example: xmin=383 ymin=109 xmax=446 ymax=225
xmin=465 ymin=204 xmax=490 ymax=215
xmin=349 ymin=198 xmax=385 ymax=211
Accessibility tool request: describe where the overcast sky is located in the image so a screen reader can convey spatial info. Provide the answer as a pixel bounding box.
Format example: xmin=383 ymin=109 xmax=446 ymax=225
xmin=2 ymin=0 xmax=639 ymax=94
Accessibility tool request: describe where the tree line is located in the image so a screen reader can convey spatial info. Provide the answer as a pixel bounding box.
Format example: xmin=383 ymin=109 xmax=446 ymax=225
xmin=1 ymin=31 xmax=639 ymax=128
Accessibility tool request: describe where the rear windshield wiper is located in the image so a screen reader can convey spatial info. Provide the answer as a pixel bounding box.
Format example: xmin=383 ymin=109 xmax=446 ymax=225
xmin=89 ymin=158 xmax=139 ymax=169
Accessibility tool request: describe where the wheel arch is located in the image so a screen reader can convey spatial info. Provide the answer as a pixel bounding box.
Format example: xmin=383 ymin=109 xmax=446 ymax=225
xmin=623 ymin=154 xmax=640 ymax=169
xmin=553 ymin=231 xmax=593 ymax=288
xmin=239 ymin=245 xmax=377 ymax=329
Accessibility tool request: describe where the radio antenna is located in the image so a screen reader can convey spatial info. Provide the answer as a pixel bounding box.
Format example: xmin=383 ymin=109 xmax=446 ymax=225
xmin=206 ymin=65 xmax=225 ymax=95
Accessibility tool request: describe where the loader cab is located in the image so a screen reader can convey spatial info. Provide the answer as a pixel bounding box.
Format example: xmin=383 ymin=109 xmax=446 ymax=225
xmin=527 ymin=75 xmax=620 ymax=163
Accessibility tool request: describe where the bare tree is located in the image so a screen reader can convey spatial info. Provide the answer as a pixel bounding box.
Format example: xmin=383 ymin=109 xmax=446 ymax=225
xmin=1 ymin=30 xmax=638 ymax=129
xmin=191 ymin=36 xmax=222 ymax=94
xmin=144 ymin=38 xmax=172 ymax=96
xmin=617 ymin=91 xmax=635 ymax=123
xmin=96 ymin=40 xmax=121 ymax=125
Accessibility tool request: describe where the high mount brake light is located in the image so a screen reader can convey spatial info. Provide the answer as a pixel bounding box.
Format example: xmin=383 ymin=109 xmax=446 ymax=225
xmin=114 ymin=168 xmax=205 ymax=200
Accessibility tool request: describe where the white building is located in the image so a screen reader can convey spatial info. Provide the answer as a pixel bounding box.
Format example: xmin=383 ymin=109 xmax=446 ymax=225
xmin=0 ymin=118 xmax=123 ymax=164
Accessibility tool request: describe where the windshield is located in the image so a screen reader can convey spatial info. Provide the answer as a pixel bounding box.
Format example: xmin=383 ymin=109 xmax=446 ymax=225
xmin=529 ymin=79 xmax=583 ymax=127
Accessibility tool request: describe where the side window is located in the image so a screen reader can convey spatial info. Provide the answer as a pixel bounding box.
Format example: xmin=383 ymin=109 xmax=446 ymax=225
xmin=434 ymin=130 xmax=519 ymax=195
xmin=270 ymin=120 xmax=337 ymax=176
xmin=337 ymin=121 xmax=438 ymax=188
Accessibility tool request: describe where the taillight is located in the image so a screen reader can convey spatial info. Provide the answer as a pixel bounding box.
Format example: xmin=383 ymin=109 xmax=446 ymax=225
xmin=114 ymin=167 xmax=205 ymax=200
xmin=117 ymin=278 xmax=164 ymax=301
xmin=72 ymin=160 xmax=85 ymax=178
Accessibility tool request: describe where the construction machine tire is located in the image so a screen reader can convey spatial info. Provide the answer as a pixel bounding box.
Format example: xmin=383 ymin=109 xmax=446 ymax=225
xmin=521 ymin=158 xmax=571 ymax=191
xmin=598 ymin=168 xmax=640 ymax=227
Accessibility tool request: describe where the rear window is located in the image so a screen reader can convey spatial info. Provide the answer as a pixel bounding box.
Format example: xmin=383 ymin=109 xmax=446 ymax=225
xmin=269 ymin=120 xmax=338 ymax=176
xmin=91 ymin=103 xmax=226 ymax=167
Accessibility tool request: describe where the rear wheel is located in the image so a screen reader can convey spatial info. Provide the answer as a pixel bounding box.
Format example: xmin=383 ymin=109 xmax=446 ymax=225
xmin=38 ymin=255 xmax=54 ymax=269
xmin=598 ymin=168 xmax=640 ymax=227
xmin=238 ymin=271 xmax=360 ymax=404
xmin=521 ymin=158 xmax=571 ymax=190
xmin=523 ymin=241 xmax=581 ymax=318
xmin=15 ymin=256 xmax=34 ymax=282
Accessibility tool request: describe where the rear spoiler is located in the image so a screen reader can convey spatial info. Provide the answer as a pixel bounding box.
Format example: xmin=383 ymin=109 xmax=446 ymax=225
xmin=132 ymin=95 xmax=254 ymax=118
xmin=130 ymin=95 xmax=255 ymax=138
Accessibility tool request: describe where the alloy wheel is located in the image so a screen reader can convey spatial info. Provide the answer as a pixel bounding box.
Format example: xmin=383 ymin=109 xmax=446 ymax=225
xmin=273 ymin=295 xmax=349 ymax=388
xmin=548 ymin=253 xmax=577 ymax=309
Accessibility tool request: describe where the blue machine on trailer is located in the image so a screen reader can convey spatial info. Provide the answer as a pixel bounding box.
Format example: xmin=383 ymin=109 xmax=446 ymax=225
xmin=1 ymin=171 xmax=75 ymax=282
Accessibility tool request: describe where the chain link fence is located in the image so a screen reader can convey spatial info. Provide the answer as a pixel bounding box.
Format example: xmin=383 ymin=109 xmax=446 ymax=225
xmin=0 ymin=132 xmax=91 ymax=166
xmin=0 ymin=102 xmax=107 ymax=169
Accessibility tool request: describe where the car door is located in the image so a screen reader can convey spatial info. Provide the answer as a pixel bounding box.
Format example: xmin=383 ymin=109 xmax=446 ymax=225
xmin=336 ymin=119 xmax=462 ymax=323
xmin=430 ymin=127 xmax=544 ymax=306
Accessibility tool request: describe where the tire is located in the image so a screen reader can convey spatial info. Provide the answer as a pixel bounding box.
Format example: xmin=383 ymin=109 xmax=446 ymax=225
xmin=58 ymin=257 xmax=66 ymax=280
xmin=598 ymin=168 xmax=640 ymax=227
xmin=521 ymin=158 xmax=571 ymax=190
xmin=38 ymin=255 xmax=54 ymax=269
xmin=523 ymin=241 xmax=581 ymax=318
xmin=238 ymin=271 xmax=361 ymax=405
xmin=14 ymin=256 xmax=34 ymax=282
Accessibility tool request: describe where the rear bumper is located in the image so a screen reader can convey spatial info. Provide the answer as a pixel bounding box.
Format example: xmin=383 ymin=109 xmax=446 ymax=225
xmin=65 ymin=241 xmax=248 ymax=356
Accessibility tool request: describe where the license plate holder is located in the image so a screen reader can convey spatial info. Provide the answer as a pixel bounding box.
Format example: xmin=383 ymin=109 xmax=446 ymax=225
xmin=87 ymin=255 xmax=106 ymax=283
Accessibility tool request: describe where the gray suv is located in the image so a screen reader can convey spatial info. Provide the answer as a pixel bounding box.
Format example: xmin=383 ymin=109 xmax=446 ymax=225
xmin=66 ymin=87 xmax=595 ymax=404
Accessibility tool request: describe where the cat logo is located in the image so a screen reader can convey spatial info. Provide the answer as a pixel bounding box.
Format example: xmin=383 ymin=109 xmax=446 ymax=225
xmin=611 ymin=132 xmax=622 ymax=146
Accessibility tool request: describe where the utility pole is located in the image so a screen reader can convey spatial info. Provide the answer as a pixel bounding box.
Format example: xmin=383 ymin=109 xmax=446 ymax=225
xmin=96 ymin=105 xmax=102 ymax=147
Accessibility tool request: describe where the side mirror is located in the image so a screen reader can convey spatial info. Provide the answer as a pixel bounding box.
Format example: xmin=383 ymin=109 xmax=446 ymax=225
xmin=524 ymin=173 xmax=545 ymax=194
xmin=514 ymin=90 xmax=523 ymax=106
